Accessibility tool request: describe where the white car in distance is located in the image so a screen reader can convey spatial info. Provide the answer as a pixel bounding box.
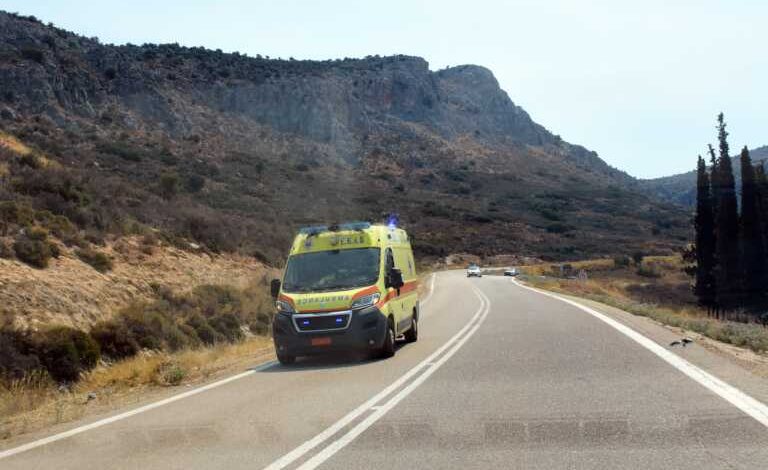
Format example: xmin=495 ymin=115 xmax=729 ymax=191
xmin=467 ymin=264 xmax=482 ymax=277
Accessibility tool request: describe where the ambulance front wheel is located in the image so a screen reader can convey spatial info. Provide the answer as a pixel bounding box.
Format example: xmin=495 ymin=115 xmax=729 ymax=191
xmin=277 ymin=351 xmax=296 ymax=365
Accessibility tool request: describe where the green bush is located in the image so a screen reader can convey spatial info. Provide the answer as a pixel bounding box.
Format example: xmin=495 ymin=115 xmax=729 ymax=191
xmin=636 ymin=265 xmax=662 ymax=278
xmin=159 ymin=172 xmax=180 ymax=199
xmin=37 ymin=327 xmax=100 ymax=383
xmin=76 ymin=247 xmax=113 ymax=273
xmin=13 ymin=228 xmax=54 ymax=268
xmin=209 ymin=313 xmax=243 ymax=342
xmin=155 ymin=361 xmax=187 ymax=386
xmin=0 ymin=329 xmax=41 ymax=380
xmin=613 ymin=255 xmax=631 ymax=268
xmin=0 ymin=201 xmax=35 ymax=232
xmin=90 ymin=321 xmax=139 ymax=360
xmin=186 ymin=313 xmax=223 ymax=345
xmin=185 ymin=174 xmax=206 ymax=193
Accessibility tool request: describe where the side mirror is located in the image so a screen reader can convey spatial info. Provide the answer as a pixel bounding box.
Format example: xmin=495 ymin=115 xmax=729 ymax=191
xmin=387 ymin=268 xmax=404 ymax=289
xmin=270 ymin=279 xmax=281 ymax=299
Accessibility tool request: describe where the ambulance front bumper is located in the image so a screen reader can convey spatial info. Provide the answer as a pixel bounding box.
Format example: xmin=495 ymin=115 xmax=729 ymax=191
xmin=272 ymin=305 xmax=387 ymax=356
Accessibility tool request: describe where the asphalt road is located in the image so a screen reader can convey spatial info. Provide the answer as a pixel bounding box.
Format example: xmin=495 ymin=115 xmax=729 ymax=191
xmin=3 ymin=271 xmax=768 ymax=469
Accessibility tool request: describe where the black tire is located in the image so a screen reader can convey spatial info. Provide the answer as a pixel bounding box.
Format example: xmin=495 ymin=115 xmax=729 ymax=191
xmin=378 ymin=319 xmax=396 ymax=359
xmin=277 ymin=351 xmax=296 ymax=365
xmin=404 ymin=313 xmax=418 ymax=343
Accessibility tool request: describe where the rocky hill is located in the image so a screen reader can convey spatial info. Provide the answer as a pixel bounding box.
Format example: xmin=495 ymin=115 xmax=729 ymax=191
xmin=0 ymin=11 xmax=688 ymax=262
xmin=640 ymin=146 xmax=768 ymax=207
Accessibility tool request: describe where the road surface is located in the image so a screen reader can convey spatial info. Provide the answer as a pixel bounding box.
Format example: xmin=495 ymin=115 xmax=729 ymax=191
xmin=2 ymin=271 xmax=768 ymax=469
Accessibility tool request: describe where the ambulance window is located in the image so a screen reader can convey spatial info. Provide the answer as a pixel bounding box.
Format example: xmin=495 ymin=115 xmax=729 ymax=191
xmin=385 ymin=248 xmax=395 ymax=271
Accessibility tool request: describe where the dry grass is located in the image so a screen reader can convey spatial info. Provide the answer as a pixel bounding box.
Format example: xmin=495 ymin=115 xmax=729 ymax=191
xmin=0 ymin=336 xmax=273 ymax=441
xmin=520 ymin=256 xmax=768 ymax=355
xmin=0 ymin=130 xmax=58 ymax=168
xmin=1 ymin=236 xmax=272 ymax=330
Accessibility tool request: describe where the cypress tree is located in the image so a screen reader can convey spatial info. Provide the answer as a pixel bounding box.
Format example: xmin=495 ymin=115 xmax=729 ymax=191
xmin=756 ymin=163 xmax=768 ymax=294
xmin=713 ymin=114 xmax=741 ymax=310
xmin=739 ymin=147 xmax=768 ymax=309
xmin=693 ymin=155 xmax=717 ymax=309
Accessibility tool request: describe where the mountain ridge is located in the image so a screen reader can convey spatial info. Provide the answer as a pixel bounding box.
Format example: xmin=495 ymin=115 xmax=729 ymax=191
xmin=640 ymin=146 xmax=768 ymax=207
xmin=0 ymin=11 xmax=687 ymax=262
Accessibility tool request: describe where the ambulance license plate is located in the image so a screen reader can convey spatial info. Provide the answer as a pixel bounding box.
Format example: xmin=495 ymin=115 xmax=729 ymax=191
xmin=311 ymin=337 xmax=332 ymax=346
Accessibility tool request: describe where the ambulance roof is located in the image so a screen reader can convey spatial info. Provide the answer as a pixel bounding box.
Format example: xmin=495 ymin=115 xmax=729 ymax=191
xmin=289 ymin=223 xmax=410 ymax=255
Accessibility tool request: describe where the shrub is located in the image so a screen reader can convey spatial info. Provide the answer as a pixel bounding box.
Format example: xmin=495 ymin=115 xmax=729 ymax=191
xmin=20 ymin=47 xmax=44 ymax=63
xmin=613 ymin=255 xmax=631 ymax=268
xmin=76 ymin=247 xmax=113 ymax=273
xmin=186 ymin=313 xmax=222 ymax=345
xmin=546 ymin=223 xmax=572 ymax=234
xmin=636 ymin=264 xmax=662 ymax=278
xmin=185 ymin=174 xmax=206 ymax=193
xmin=155 ymin=361 xmax=187 ymax=386
xmin=96 ymin=141 xmax=142 ymax=161
xmin=37 ymin=326 xmax=100 ymax=383
xmin=159 ymin=172 xmax=180 ymax=199
xmin=90 ymin=321 xmax=139 ymax=360
xmin=0 ymin=239 xmax=14 ymax=258
xmin=208 ymin=313 xmax=243 ymax=342
xmin=122 ymin=309 xmax=167 ymax=350
xmin=13 ymin=228 xmax=54 ymax=268
xmin=0 ymin=329 xmax=41 ymax=380
xmin=632 ymin=251 xmax=645 ymax=265
xmin=0 ymin=201 xmax=35 ymax=232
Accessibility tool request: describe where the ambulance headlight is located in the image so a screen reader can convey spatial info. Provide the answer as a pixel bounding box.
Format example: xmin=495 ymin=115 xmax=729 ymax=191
xmin=351 ymin=293 xmax=380 ymax=310
xmin=275 ymin=300 xmax=295 ymax=315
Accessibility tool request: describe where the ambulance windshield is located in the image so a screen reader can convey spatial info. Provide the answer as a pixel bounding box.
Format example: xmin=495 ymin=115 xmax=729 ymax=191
xmin=282 ymin=248 xmax=381 ymax=293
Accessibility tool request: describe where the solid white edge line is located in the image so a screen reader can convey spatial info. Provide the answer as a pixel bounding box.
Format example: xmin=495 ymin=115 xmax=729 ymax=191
xmin=296 ymin=286 xmax=491 ymax=470
xmin=263 ymin=281 xmax=485 ymax=470
xmin=0 ymin=360 xmax=278 ymax=460
xmin=511 ymin=279 xmax=768 ymax=428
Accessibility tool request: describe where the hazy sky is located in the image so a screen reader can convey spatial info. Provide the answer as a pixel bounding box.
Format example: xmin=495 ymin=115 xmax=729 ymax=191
xmin=4 ymin=0 xmax=766 ymax=178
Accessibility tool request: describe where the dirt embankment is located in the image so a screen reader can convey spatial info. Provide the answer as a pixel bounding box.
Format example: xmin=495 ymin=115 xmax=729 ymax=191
xmin=1 ymin=236 xmax=273 ymax=330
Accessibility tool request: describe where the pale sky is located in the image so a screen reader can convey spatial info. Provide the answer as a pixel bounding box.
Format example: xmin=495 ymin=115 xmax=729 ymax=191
xmin=4 ymin=0 xmax=766 ymax=178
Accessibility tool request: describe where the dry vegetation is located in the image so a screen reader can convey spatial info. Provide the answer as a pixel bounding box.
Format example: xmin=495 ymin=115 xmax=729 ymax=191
xmin=520 ymin=256 xmax=768 ymax=353
xmin=0 ymin=336 xmax=273 ymax=441
xmin=1 ymin=236 xmax=272 ymax=330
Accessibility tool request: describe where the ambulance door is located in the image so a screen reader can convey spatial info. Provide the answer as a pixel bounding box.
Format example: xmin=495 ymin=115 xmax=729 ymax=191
xmin=384 ymin=247 xmax=407 ymax=334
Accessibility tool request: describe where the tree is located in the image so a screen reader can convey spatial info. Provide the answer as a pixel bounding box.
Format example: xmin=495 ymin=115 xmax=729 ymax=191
xmin=159 ymin=172 xmax=180 ymax=199
xmin=755 ymin=163 xmax=768 ymax=293
xmin=739 ymin=147 xmax=768 ymax=309
xmin=712 ymin=114 xmax=741 ymax=310
xmin=692 ymin=155 xmax=717 ymax=309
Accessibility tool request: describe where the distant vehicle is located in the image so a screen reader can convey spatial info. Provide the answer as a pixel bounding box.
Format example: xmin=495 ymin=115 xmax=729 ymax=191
xmin=467 ymin=263 xmax=482 ymax=277
xmin=270 ymin=222 xmax=419 ymax=365
xmin=504 ymin=267 xmax=519 ymax=277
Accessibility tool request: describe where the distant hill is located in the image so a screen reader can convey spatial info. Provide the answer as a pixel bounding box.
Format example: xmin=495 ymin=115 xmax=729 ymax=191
xmin=640 ymin=146 xmax=768 ymax=207
xmin=0 ymin=11 xmax=688 ymax=262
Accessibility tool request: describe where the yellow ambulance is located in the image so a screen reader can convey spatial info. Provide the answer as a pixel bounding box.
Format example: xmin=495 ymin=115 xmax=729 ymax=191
xmin=270 ymin=222 xmax=419 ymax=364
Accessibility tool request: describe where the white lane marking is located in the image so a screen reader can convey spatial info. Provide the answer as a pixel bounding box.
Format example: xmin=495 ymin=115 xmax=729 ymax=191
xmin=296 ymin=287 xmax=491 ymax=470
xmin=263 ymin=285 xmax=487 ymax=470
xmin=0 ymin=360 xmax=278 ymax=460
xmin=512 ymin=279 xmax=768 ymax=428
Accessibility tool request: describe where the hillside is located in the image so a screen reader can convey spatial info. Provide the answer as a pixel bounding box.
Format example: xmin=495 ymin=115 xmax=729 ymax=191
xmin=0 ymin=11 xmax=689 ymax=263
xmin=640 ymin=146 xmax=768 ymax=207
xmin=0 ymin=236 xmax=271 ymax=330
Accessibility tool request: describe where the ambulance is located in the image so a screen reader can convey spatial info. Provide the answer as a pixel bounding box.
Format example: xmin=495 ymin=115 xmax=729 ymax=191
xmin=270 ymin=222 xmax=419 ymax=364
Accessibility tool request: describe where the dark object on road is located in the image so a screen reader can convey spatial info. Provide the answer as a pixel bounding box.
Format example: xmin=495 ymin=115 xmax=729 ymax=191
xmin=670 ymin=338 xmax=694 ymax=348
